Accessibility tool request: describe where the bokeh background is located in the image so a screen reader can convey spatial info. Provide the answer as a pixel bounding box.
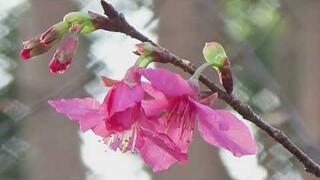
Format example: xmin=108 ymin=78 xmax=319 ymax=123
xmin=0 ymin=0 xmax=320 ymax=179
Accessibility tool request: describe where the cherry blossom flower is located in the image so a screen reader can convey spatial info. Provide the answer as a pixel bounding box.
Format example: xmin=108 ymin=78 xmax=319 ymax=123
xmin=49 ymin=66 xmax=187 ymax=171
xmin=139 ymin=68 xmax=257 ymax=157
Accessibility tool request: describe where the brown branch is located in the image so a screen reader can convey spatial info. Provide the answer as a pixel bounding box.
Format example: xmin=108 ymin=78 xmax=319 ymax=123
xmin=96 ymin=0 xmax=320 ymax=177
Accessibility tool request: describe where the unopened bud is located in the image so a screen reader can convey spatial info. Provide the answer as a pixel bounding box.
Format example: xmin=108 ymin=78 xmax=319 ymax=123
xmin=203 ymin=42 xmax=233 ymax=93
xmin=135 ymin=42 xmax=155 ymax=68
xmin=21 ymin=35 xmax=55 ymax=60
xmin=49 ymin=35 xmax=79 ymax=73
xmin=40 ymin=21 xmax=69 ymax=45
xmin=203 ymin=42 xmax=227 ymax=68
xmin=135 ymin=42 xmax=153 ymax=56
xmin=63 ymin=12 xmax=96 ymax=34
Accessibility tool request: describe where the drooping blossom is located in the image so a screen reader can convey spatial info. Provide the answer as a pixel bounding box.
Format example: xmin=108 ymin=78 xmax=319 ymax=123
xmin=139 ymin=68 xmax=257 ymax=157
xmin=49 ymin=66 xmax=188 ymax=171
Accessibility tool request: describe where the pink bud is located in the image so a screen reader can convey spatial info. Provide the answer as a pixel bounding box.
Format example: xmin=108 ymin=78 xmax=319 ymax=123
xmin=20 ymin=35 xmax=53 ymax=60
xmin=40 ymin=22 xmax=69 ymax=45
xmin=49 ymin=35 xmax=79 ymax=73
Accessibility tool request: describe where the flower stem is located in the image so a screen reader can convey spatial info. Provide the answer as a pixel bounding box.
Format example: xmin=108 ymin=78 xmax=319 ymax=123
xmin=188 ymin=62 xmax=212 ymax=86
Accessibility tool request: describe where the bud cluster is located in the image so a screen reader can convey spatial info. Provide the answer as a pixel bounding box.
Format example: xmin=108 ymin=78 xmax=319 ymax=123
xmin=21 ymin=12 xmax=97 ymax=73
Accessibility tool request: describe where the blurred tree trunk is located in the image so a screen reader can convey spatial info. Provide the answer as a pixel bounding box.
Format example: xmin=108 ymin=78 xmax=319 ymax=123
xmin=17 ymin=1 xmax=87 ymax=179
xmin=277 ymin=1 xmax=320 ymax=180
xmin=154 ymin=1 xmax=230 ymax=179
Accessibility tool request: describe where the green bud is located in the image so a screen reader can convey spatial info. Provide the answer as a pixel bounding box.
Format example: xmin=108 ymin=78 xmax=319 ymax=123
xmin=202 ymin=42 xmax=227 ymax=68
xmin=63 ymin=12 xmax=96 ymax=34
xmin=135 ymin=42 xmax=154 ymax=56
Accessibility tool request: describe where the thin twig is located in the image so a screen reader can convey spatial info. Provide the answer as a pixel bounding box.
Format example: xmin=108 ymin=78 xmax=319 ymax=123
xmin=95 ymin=0 xmax=320 ymax=177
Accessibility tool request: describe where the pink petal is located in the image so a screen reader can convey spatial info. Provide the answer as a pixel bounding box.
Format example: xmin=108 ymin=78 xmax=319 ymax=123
xmin=141 ymin=82 xmax=166 ymax=100
xmin=106 ymin=105 xmax=140 ymax=133
xmin=102 ymin=81 xmax=144 ymax=116
xmin=142 ymin=129 xmax=188 ymax=162
xmin=140 ymin=68 xmax=193 ymax=97
xmin=139 ymin=138 xmax=179 ymax=172
xmin=200 ymin=93 xmax=218 ymax=106
xmin=190 ymin=98 xmax=229 ymax=131
xmin=197 ymin=109 xmax=257 ymax=157
xmin=48 ymin=98 xmax=105 ymax=132
xmin=92 ymin=122 xmax=110 ymax=138
xmin=100 ymin=76 xmax=119 ymax=87
xmin=142 ymin=98 xmax=168 ymax=118
xmin=139 ymin=129 xmax=188 ymax=172
xmin=79 ymin=111 xmax=106 ymax=132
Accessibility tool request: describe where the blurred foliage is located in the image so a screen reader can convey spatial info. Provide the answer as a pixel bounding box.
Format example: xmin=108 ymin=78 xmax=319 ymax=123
xmin=224 ymin=0 xmax=282 ymax=92
xmin=223 ymin=0 xmax=317 ymax=179
xmin=0 ymin=2 xmax=28 ymax=179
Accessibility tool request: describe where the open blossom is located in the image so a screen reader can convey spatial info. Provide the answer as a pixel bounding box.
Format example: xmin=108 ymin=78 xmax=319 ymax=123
xmin=49 ymin=34 xmax=79 ymax=73
xmin=139 ymin=68 xmax=257 ymax=157
xmin=49 ymin=66 xmax=187 ymax=171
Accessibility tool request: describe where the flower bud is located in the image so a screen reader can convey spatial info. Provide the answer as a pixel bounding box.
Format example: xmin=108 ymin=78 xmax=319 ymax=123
xmin=135 ymin=42 xmax=155 ymax=68
xmin=63 ymin=12 xmax=96 ymax=34
xmin=203 ymin=42 xmax=227 ymax=68
xmin=203 ymin=42 xmax=233 ymax=94
xmin=135 ymin=42 xmax=154 ymax=56
xmin=40 ymin=21 xmax=69 ymax=45
xmin=21 ymin=35 xmax=54 ymax=60
xmin=49 ymin=35 xmax=79 ymax=73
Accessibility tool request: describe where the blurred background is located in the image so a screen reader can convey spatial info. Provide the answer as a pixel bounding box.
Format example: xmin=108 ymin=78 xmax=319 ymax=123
xmin=0 ymin=0 xmax=319 ymax=179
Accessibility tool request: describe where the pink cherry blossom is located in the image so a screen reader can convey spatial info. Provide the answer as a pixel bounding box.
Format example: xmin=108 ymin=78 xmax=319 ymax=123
xmin=49 ymin=66 xmax=187 ymax=171
xmin=139 ymin=68 xmax=257 ymax=157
